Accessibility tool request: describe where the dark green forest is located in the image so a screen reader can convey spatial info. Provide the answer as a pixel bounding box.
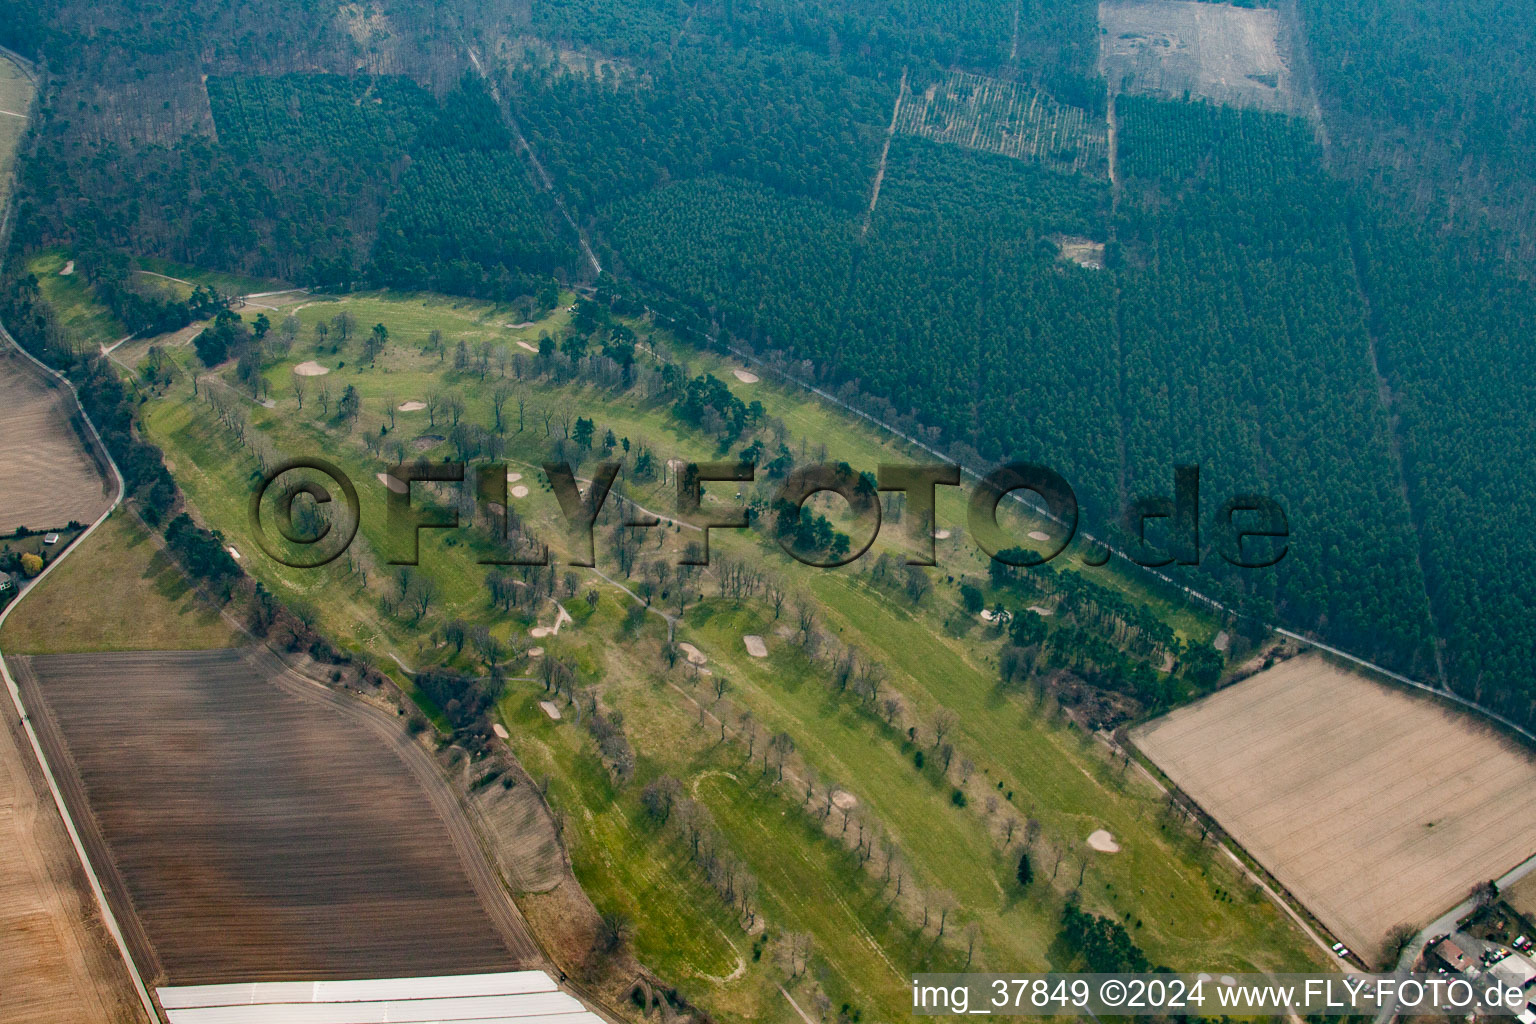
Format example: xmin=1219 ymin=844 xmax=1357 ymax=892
xmin=6 ymin=0 xmax=1536 ymax=733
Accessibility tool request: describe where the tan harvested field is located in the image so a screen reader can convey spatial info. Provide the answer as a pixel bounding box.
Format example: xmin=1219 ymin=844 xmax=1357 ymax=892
xmin=1134 ymin=656 xmax=1536 ymax=959
xmin=0 ymin=708 xmax=145 ymax=1022
xmin=12 ymin=647 xmax=537 ymax=983
xmin=1100 ymin=0 xmax=1298 ymax=113
xmin=0 ymin=347 xmax=113 ymax=535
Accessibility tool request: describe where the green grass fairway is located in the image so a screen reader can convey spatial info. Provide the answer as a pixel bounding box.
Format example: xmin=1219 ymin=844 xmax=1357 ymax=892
xmin=101 ymin=282 xmax=1325 ymax=1022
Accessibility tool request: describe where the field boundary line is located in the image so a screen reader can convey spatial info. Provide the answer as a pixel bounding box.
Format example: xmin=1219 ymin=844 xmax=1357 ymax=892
xmin=0 ymin=325 xmax=162 ymax=1024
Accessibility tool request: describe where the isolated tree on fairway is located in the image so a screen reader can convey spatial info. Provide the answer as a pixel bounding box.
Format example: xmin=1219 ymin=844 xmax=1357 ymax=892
xmin=364 ymin=323 xmax=388 ymax=364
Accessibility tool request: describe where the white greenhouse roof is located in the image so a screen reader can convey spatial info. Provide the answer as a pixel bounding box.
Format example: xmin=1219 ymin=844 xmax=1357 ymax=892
xmin=156 ymin=971 xmax=604 ymax=1024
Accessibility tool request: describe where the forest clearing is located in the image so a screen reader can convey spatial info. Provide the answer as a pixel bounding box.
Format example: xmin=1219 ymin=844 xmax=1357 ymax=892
xmin=1099 ymin=0 xmax=1297 ymax=113
xmin=894 ymin=70 xmax=1108 ymax=176
xmin=1134 ymin=655 xmax=1536 ymax=960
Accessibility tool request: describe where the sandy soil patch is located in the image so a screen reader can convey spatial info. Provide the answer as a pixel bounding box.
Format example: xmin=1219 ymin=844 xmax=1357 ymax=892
xmin=1213 ymin=630 xmax=1230 ymax=652
xmin=511 ymin=485 xmax=530 ymax=499
xmin=1099 ymin=0 xmax=1296 ymax=113
xmin=0 ymin=688 xmax=145 ymax=1022
xmin=539 ymin=701 xmax=562 ymax=721
xmin=831 ymin=790 xmax=858 ymax=811
xmin=732 ymin=368 xmax=759 ymax=384
xmin=1087 ymin=829 xmax=1121 ymax=853
xmin=397 ymin=401 xmax=426 ymax=412
xmin=492 ymin=723 xmax=510 ymax=740
xmin=376 ymin=472 xmax=408 ymax=495
xmin=1133 ymin=655 xmax=1536 ymax=956
xmin=1056 ymin=237 xmax=1106 ymax=270
xmin=679 ymin=642 xmax=708 ymax=665
xmin=743 ymin=635 xmax=768 ymax=658
xmin=58 ymin=260 xmax=74 ymax=276
xmin=293 ymin=360 xmax=330 ymax=376
xmin=412 ymin=434 xmax=444 ymax=452
xmin=1027 ymin=530 xmax=1051 ymax=542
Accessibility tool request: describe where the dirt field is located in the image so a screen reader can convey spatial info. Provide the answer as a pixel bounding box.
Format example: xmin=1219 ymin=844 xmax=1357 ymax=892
xmin=12 ymin=647 xmax=538 ymax=983
xmin=1134 ymin=656 xmax=1536 ymax=958
xmin=0 ymin=708 xmax=145 ymax=1022
xmin=1100 ymin=0 xmax=1298 ymax=113
xmin=0 ymin=347 xmax=114 ymax=534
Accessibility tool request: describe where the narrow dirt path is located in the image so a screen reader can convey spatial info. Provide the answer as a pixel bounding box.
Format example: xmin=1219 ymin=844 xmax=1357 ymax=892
xmin=861 ymin=69 xmax=908 ymax=240
xmin=463 ymin=43 xmax=602 ymax=278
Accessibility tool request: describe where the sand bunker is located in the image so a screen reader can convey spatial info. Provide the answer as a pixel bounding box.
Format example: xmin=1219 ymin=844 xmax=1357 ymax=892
xmin=517 ymin=341 xmax=539 ymax=353
xmin=398 ymin=401 xmax=426 ymax=412
xmin=1027 ymin=605 xmax=1053 ymax=617
xmin=1213 ymin=630 xmax=1231 ymax=652
xmin=511 ymin=485 xmax=530 ymax=499
xmin=732 ymin=368 xmax=759 ymax=384
xmin=226 ymin=546 xmax=241 ymax=560
xmin=508 ymin=321 xmax=536 ymax=329
xmin=679 ymin=642 xmax=707 ymax=665
xmin=528 ymin=646 xmax=544 ymax=658
xmin=743 ymin=635 xmax=768 ymax=658
xmin=539 ymin=700 xmax=562 ymax=721
xmin=507 ymin=472 xmax=523 ymax=483
xmin=935 ymin=529 xmax=951 ymax=540
xmin=59 ymin=260 xmax=75 ymax=276
xmin=376 ymin=472 xmax=408 ymax=495
xmin=530 ymin=626 xmax=552 ymax=639
xmin=492 ymin=723 xmax=510 ymax=740
xmin=831 ymin=790 xmax=858 ymax=811
xmin=1087 ymin=829 xmax=1120 ymax=853
xmin=294 ymin=360 xmax=330 ymax=376
xmin=1028 ymin=530 xmax=1050 ymax=542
